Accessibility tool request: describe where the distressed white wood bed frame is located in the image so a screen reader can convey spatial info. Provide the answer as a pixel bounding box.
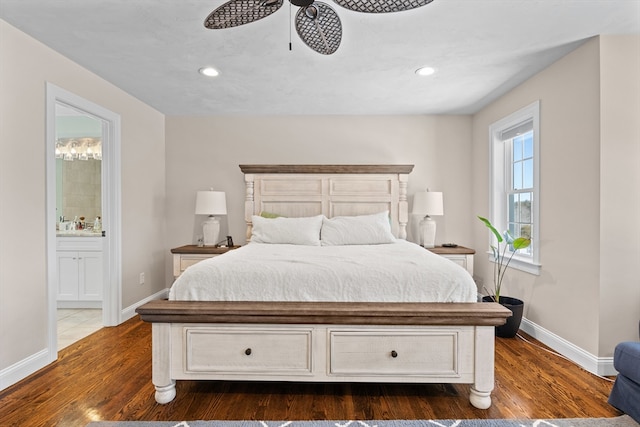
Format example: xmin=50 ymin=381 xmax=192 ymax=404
xmin=136 ymin=165 xmax=510 ymax=409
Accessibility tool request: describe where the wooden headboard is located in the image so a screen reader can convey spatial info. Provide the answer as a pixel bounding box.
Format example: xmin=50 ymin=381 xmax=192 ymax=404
xmin=239 ymin=164 xmax=414 ymax=242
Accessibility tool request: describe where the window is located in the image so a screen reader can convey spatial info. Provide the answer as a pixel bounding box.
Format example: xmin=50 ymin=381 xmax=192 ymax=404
xmin=489 ymin=101 xmax=540 ymax=275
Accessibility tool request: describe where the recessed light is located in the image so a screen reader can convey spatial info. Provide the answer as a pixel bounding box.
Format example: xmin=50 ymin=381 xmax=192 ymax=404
xmin=415 ymin=66 xmax=436 ymax=76
xmin=199 ymin=67 xmax=219 ymax=77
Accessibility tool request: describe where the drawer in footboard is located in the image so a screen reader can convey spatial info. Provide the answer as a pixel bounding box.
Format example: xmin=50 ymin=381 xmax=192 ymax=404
xmin=328 ymin=328 xmax=473 ymax=378
xmin=181 ymin=326 xmax=313 ymax=375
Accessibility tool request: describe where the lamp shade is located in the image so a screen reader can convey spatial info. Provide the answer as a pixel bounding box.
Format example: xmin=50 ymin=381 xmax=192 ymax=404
xmin=195 ymin=190 xmax=227 ymax=216
xmin=412 ymin=190 xmax=443 ymax=216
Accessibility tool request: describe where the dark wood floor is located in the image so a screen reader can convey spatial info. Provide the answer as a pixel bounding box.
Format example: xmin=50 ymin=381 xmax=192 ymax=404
xmin=0 ymin=316 xmax=621 ymax=427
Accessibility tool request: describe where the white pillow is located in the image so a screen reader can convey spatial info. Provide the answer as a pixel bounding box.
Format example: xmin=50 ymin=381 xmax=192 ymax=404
xmin=321 ymin=211 xmax=396 ymax=245
xmin=251 ymin=215 xmax=323 ymax=245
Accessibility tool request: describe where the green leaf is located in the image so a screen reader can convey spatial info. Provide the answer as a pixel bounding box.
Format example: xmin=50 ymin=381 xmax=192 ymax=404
xmin=512 ymin=237 xmax=531 ymax=250
xmin=478 ymin=216 xmax=503 ymax=243
xmin=504 ymin=230 xmax=514 ymax=244
xmin=490 ymin=245 xmax=498 ymax=260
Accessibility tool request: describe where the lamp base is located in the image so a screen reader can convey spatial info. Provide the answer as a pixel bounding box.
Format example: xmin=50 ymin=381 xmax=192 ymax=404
xmin=202 ymin=216 xmax=221 ymax=246
xmin=420 ymin=216 xmax=437 ymax=248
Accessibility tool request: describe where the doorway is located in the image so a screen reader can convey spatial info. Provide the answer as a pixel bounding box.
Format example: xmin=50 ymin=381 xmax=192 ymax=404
xmin=45 ymin=83 xmax=122 ymax=360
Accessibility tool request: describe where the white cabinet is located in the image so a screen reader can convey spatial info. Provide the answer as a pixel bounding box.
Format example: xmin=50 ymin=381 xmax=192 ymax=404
xmin=427 ymin=245 xmax=475 ymax=276
xmin=171 ymin=245 xmax=240 ymax=279
xmin=57 ymin=237 xmax=103 ymax=307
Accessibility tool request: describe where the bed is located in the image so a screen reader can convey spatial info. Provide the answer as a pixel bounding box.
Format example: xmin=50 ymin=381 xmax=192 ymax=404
xmin=136 ymin=164 xmax=511 ymax=409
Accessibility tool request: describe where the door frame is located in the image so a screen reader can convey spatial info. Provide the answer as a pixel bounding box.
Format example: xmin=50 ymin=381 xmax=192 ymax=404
xmin=45 ymin=83 xmax=122 ymax=359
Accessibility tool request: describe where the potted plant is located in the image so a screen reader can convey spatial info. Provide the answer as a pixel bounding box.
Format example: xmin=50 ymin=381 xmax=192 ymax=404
xmin=478 ymin=216 xmax=531 ymax=338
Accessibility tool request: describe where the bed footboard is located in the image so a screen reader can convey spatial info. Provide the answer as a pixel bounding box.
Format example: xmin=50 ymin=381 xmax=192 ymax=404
xmin=136 ymin=301 xmax=510 ymax=409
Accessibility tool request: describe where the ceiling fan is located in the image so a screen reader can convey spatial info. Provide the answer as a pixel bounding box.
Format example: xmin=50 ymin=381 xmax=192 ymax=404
xmin=204 ymin=0 xmax=434 ymax=55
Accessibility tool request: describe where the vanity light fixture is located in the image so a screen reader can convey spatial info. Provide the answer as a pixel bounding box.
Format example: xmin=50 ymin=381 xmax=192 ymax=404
xmin=199 ymin=67 xmax=219 ymax=77
xmin=415 ymin=66 xmax=436 ymax=76
xmin=55 ymin=138 xmax=102 ymax=161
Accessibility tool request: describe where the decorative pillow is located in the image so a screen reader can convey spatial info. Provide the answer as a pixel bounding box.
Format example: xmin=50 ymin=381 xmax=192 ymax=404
xmin=259 ymin=211 xmax=283 ymax=218
xmin=251 ymin=215 xmax=323 ymax=245
xmin=321 ymin=211 xmax=396 ymax=245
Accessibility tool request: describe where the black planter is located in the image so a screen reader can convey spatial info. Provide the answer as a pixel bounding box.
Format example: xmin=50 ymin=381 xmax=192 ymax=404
xmin=482 ymin=296 xmax=524 ymax=338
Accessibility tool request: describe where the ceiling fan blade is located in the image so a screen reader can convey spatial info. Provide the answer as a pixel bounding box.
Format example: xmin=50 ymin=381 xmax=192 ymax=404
xmin=204 ymin=0 xmax=284 ymax=29
xmin=332 ymin=0 xmax=433 ymax=13
xmin=295 ymin=2 xmax=342 ymax=55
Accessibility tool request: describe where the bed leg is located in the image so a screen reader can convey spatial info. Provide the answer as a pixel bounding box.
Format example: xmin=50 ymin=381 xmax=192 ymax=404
xmin=155 ymin=382 xmax=176 ymax=404
xmin=470 ymin=326 xmax=496 ymax=409
xmin=469 ymin=388 xmax=492 ymax=409
xmin=152 ymin=323 xmax=176 ymax=404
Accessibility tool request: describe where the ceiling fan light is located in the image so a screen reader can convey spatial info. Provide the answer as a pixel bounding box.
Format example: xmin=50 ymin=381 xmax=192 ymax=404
xmin=199 ymin=67 xmax=219 ymax=77
xmin=415 ymin=66 xmax=436 ymax=76
xmin=295 ymin=1 xmax=341 ymax=55
xmin=304 ymin=5 xmax=318 ymax=19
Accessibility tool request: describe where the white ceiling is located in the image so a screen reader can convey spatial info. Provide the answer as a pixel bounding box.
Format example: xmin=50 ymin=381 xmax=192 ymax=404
xmin=1 ymin=0 xmax=638 ymax=115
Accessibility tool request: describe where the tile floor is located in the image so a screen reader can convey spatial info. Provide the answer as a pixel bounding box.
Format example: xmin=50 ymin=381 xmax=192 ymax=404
xmin=57 ymin=308 xmax=103 ymax=351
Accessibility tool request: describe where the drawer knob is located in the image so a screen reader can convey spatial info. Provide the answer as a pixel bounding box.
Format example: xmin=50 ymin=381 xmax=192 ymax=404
xmin=244 ymin=348 xmax=252 ymax=356
xmin=391 ymin=350 xmax=398 ymax=358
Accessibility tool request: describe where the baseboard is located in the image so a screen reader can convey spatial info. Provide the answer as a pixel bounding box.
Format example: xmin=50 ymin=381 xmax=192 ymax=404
xmin=0 ymin=289 xmax=170 ymax=393
xmin=0 ymin=348 xmax=51 ymax=392
xmin=520 ymin=317 xmax=616 ymax=377
xmin=120 ymin=288 xmax=169 ymax=322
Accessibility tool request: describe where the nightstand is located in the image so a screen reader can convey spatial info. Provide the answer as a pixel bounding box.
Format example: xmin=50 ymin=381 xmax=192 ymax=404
xmin=171 ymin=245 xmax=240 ymax=279
xmin=427 ymin=245 xmax=475 ymax=276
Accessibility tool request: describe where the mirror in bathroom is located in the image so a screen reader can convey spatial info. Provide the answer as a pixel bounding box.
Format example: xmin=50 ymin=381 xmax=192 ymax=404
xmin=55 ymin=103 xmax=102 ymax=233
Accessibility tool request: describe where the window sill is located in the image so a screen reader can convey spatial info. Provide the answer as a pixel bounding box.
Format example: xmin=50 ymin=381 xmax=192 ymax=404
xmin=486 ymin=252 xmax=541 ymax=276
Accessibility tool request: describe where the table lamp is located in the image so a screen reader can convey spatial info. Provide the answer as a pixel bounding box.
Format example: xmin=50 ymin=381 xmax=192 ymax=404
xmin=195 ymin=189 xmax=227 ymax=246
xmin=412 ymin=189 xmax=444 ymax=248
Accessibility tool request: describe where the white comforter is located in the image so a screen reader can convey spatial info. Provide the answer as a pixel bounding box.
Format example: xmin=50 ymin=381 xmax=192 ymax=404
xmin=169 ymin=240 xmax=477 ymax=303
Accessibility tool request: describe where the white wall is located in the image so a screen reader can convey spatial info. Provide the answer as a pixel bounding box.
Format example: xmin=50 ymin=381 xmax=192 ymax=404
xmin=0 ymin=19 xmax=166 ymax=386
xmin=2 ymin=14 xmax=636 ymax=391
xmin=471 ymin=36 xmax=640 ymax=357
xmin=164 ymin=115 xmax=473 ymax=287
xmin=598 ymin=35 xmax=640 ymax=354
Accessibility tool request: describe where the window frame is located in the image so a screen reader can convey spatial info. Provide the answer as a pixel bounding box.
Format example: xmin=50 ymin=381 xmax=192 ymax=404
xmin=488 ymin=101 xmax=541 ymax=275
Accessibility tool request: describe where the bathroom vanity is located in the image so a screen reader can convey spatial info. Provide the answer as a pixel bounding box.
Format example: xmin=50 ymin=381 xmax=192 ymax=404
xmin=56 ymin=233 xmax=103 ymax=308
